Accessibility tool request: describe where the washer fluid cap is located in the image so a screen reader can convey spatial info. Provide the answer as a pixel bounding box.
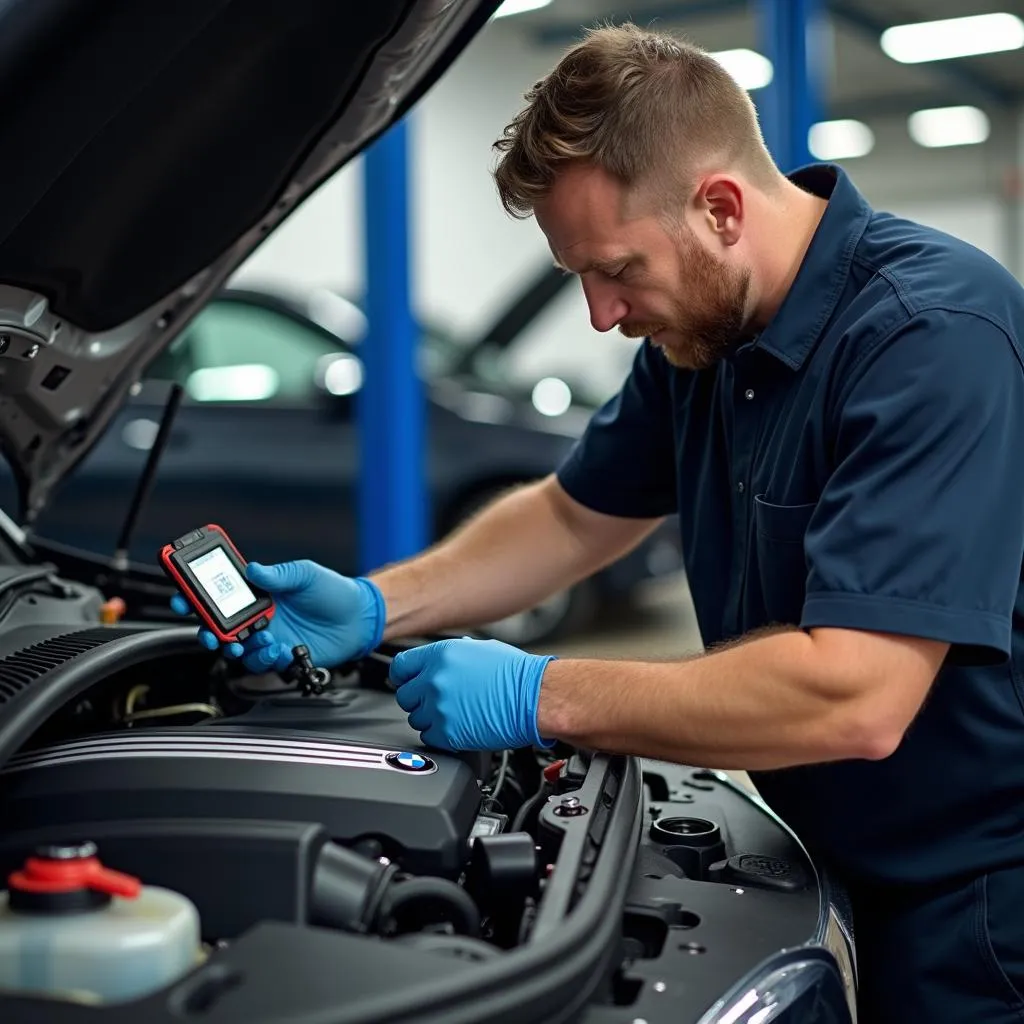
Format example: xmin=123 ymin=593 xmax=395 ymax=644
xmin=7 ymin=841 xmax=141 ymax=912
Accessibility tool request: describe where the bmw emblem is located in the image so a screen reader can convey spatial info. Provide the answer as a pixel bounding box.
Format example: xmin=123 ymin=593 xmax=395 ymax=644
xmin=386 ymin=751 xmax=436 ymax=773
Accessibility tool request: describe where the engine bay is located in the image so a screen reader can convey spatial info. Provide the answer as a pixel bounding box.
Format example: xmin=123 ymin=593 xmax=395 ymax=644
xmin=0 ymin=572 xmax=856 ymax=1024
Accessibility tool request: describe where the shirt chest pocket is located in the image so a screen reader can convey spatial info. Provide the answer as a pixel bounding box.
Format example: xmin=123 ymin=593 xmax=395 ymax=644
xmin=753 ymin=495 xmax=817 ymax=626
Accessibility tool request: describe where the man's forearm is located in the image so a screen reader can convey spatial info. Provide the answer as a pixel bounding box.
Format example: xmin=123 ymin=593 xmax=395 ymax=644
xmin=535 ymin=627 xmax=935 ymax=770
xmin=368 ymin=478 xmax=655 ymax=640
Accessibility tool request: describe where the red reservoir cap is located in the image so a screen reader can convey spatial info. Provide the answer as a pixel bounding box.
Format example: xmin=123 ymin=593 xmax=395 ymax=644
xmin=8 ymin=841 xmax=141 ymax=899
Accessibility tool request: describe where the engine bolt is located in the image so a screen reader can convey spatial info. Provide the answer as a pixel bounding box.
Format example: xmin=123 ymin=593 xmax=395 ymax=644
xmin=554 ymin=794 xmax=588 ymax=817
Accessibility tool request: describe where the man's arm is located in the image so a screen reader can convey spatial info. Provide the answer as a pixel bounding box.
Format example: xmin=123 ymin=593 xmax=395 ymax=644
xmin=369 ymin=475 xmax=663 ymax=640
xmin=537 ymin=627 xmax=949 ymax=770
xmin=389 ymin=312 xmax=1022 ymax=760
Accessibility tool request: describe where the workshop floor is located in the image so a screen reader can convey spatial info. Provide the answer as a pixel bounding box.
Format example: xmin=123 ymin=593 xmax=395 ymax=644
xmin=530 ymin=572 xmax=755 ymax=793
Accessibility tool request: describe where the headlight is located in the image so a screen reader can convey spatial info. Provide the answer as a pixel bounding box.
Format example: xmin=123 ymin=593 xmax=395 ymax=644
xmin=697 ymin=934 xmax=857 ymax=1023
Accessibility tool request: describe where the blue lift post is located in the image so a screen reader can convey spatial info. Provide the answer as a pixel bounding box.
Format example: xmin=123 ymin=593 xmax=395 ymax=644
xmin=756 ymin=0 xmax=827 ymax=173
xmin=358 ymin=117 xmax=428 ymax=573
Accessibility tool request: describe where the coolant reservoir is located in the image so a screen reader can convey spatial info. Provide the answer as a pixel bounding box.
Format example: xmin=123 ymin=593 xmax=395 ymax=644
xmin=0 ymin=841 xmax=202 ymax=1004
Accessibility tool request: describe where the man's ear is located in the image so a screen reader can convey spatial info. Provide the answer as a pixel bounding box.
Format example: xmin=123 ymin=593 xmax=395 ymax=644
xmin=695 ymin=175 xmax=743 ymax=245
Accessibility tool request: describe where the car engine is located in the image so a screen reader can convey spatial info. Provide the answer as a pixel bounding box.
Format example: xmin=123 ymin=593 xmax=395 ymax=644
xmin=0 ymin=624 xmax=541 ymax=945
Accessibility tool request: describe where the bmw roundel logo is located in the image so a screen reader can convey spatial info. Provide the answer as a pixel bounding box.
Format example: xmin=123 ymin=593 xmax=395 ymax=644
xmin=386 ymin=751 xmax=436 ymax=773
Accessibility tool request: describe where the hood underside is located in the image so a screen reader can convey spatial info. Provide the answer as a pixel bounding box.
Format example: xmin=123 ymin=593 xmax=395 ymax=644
xmin=0 ymin=0 xmax=500 ymax=522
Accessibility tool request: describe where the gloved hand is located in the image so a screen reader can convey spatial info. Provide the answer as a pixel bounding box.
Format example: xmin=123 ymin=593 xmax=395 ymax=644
xmin=171 ymin=560 xmax=385 ymax=675
xmin=390 ymin=637 xmax=556 ymax=751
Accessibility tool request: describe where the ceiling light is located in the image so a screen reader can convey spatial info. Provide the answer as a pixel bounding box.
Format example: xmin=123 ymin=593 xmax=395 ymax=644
xmin=907 ymin=105 xmax=990 ymax=148
xmin=710 ymin=49 xmax=774 ymax=91
xmin=808 ymin=119 xmax=875 ymax=160
xmin=881 ymin=13 xmax=1024 ymax=63
xmin=491 ymin=0 xmax=551 ymax=18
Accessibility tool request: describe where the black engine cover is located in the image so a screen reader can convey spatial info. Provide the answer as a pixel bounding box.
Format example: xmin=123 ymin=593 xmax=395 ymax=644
xmin=0 ymin=722 xmax=481 ymax=876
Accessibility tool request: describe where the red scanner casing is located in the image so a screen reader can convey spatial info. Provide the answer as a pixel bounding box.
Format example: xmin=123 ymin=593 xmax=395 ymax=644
xmin=159 ymin=523 xmax=275 ymax=644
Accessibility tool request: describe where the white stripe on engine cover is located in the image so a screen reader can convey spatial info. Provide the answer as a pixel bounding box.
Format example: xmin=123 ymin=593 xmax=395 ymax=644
xmin=1 ymin=732 xmax=437 ymax=775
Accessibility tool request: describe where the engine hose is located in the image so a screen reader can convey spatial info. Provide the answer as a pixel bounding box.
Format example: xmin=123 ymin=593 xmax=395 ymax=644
xmin=310 ymin=842 xmax=398 ymax=934
xmin=380 ymin=877 xmax=481 ymax=938
xmin=489 ymin=750 xmax=510 ymax=804
xmin=511 ymin=786 xmax=549 ymax=834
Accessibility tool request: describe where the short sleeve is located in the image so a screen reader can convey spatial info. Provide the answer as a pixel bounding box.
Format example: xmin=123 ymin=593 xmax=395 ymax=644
xmin=801 ymin=310 xmax=1024 ymax=664
xmin=556 ymin=340 xmax=678 ymax=517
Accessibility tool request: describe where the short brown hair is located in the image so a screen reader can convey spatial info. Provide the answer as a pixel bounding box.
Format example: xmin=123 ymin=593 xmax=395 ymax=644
xmin=493 ymin=23 xmax=779 ymax=219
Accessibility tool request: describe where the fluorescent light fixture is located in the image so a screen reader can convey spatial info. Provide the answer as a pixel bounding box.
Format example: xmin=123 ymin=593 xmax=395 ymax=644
xmin=710 ymin=49 xmax=774 ymax=91
xmin=881 ymin=13 xmax=1024 ymax=63
xmin=907 ymin=105 xmax=990 ymax=148
xmin=491 ymin=0 xmax=551 ymax=18
xmin=808 ymin=119 xmax=875 ymax=160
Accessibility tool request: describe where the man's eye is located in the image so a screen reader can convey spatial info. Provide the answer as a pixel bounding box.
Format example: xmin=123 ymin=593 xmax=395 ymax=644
xmin=606 ymin=264 xmax=627 ymax=280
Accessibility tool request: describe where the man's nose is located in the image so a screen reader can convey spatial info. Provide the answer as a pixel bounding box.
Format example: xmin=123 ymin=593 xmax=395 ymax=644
xmin=582 ymin=278 xmax=628 ymax=333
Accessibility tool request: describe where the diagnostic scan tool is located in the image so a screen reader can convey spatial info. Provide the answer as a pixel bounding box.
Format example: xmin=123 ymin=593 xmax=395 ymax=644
xmin=160 ymin=524 xmax=275 ymax=644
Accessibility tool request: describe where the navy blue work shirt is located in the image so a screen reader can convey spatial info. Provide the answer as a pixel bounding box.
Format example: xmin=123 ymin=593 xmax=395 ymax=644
xmin=557 ymin=164 xmax=1024 ymax=887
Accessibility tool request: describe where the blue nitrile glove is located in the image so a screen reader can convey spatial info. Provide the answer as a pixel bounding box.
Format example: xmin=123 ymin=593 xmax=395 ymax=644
xmin=170 ymin=559 xmax=385 ymax=674
xmin=390 ymin=637 xmax=556 ymax=751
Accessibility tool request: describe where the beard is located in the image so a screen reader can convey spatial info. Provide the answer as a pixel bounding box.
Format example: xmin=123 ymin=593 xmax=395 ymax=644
xmin=619 ymin=230 xmax=751 ymax=371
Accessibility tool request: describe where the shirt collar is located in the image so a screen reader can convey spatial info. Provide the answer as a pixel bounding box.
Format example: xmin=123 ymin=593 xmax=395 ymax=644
xmin=752 ymin=163 xmax=873 ymax=370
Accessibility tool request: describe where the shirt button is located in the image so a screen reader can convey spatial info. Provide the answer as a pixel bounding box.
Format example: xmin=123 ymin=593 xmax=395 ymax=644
xmin=737 ymin=481 xmax=745 ymax=493
xmin=745 ymin=389 xmax=755 ymax=400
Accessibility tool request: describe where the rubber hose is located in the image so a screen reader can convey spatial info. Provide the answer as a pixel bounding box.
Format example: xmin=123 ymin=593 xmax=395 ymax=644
xmin=511 ymin=787 xmax=548 ymax=834
xmin=310 ymin=841 xmax=397 ymax=933
xmin=380 ymin=877 xmax=481 ymax=938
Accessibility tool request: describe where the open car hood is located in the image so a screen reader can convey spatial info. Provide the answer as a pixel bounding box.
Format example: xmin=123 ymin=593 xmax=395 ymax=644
xmin=0 ymin=0 xmax=501 ymax=523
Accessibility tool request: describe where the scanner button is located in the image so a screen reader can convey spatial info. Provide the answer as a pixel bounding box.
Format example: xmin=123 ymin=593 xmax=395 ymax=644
xmin=236 ymin=627 xmax=251 ymax=641
xmin=253 ymin=616 xmax=269 ymax=631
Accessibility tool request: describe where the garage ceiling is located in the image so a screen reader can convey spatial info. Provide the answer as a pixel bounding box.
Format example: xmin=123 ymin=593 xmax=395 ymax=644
xmin=515 ymin=0 xmax=1024 ymax=120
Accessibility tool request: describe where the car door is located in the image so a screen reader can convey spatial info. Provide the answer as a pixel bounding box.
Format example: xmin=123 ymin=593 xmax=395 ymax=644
xmin=23 ymin=296 xmax=362 ymax=573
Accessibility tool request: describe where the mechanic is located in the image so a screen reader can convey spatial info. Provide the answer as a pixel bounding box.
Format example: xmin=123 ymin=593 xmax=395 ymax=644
xmin=179 ymin=23 xmax=1024 ymax=1024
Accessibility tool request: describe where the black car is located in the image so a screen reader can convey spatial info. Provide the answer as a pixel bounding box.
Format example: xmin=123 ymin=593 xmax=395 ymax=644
xmin=0 ymin=3 xmax=856 ymax=1022
xmin=0 ymin=273 xmax=682 ymax=647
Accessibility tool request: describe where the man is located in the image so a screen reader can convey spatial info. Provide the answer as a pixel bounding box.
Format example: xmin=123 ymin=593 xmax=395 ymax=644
xmin=180 ymin=24 xmax=1024 ymax=1023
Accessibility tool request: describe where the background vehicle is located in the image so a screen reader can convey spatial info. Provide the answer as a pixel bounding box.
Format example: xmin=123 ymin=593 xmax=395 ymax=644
xmin=0 ymin=274 xmax=682 ymax=647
